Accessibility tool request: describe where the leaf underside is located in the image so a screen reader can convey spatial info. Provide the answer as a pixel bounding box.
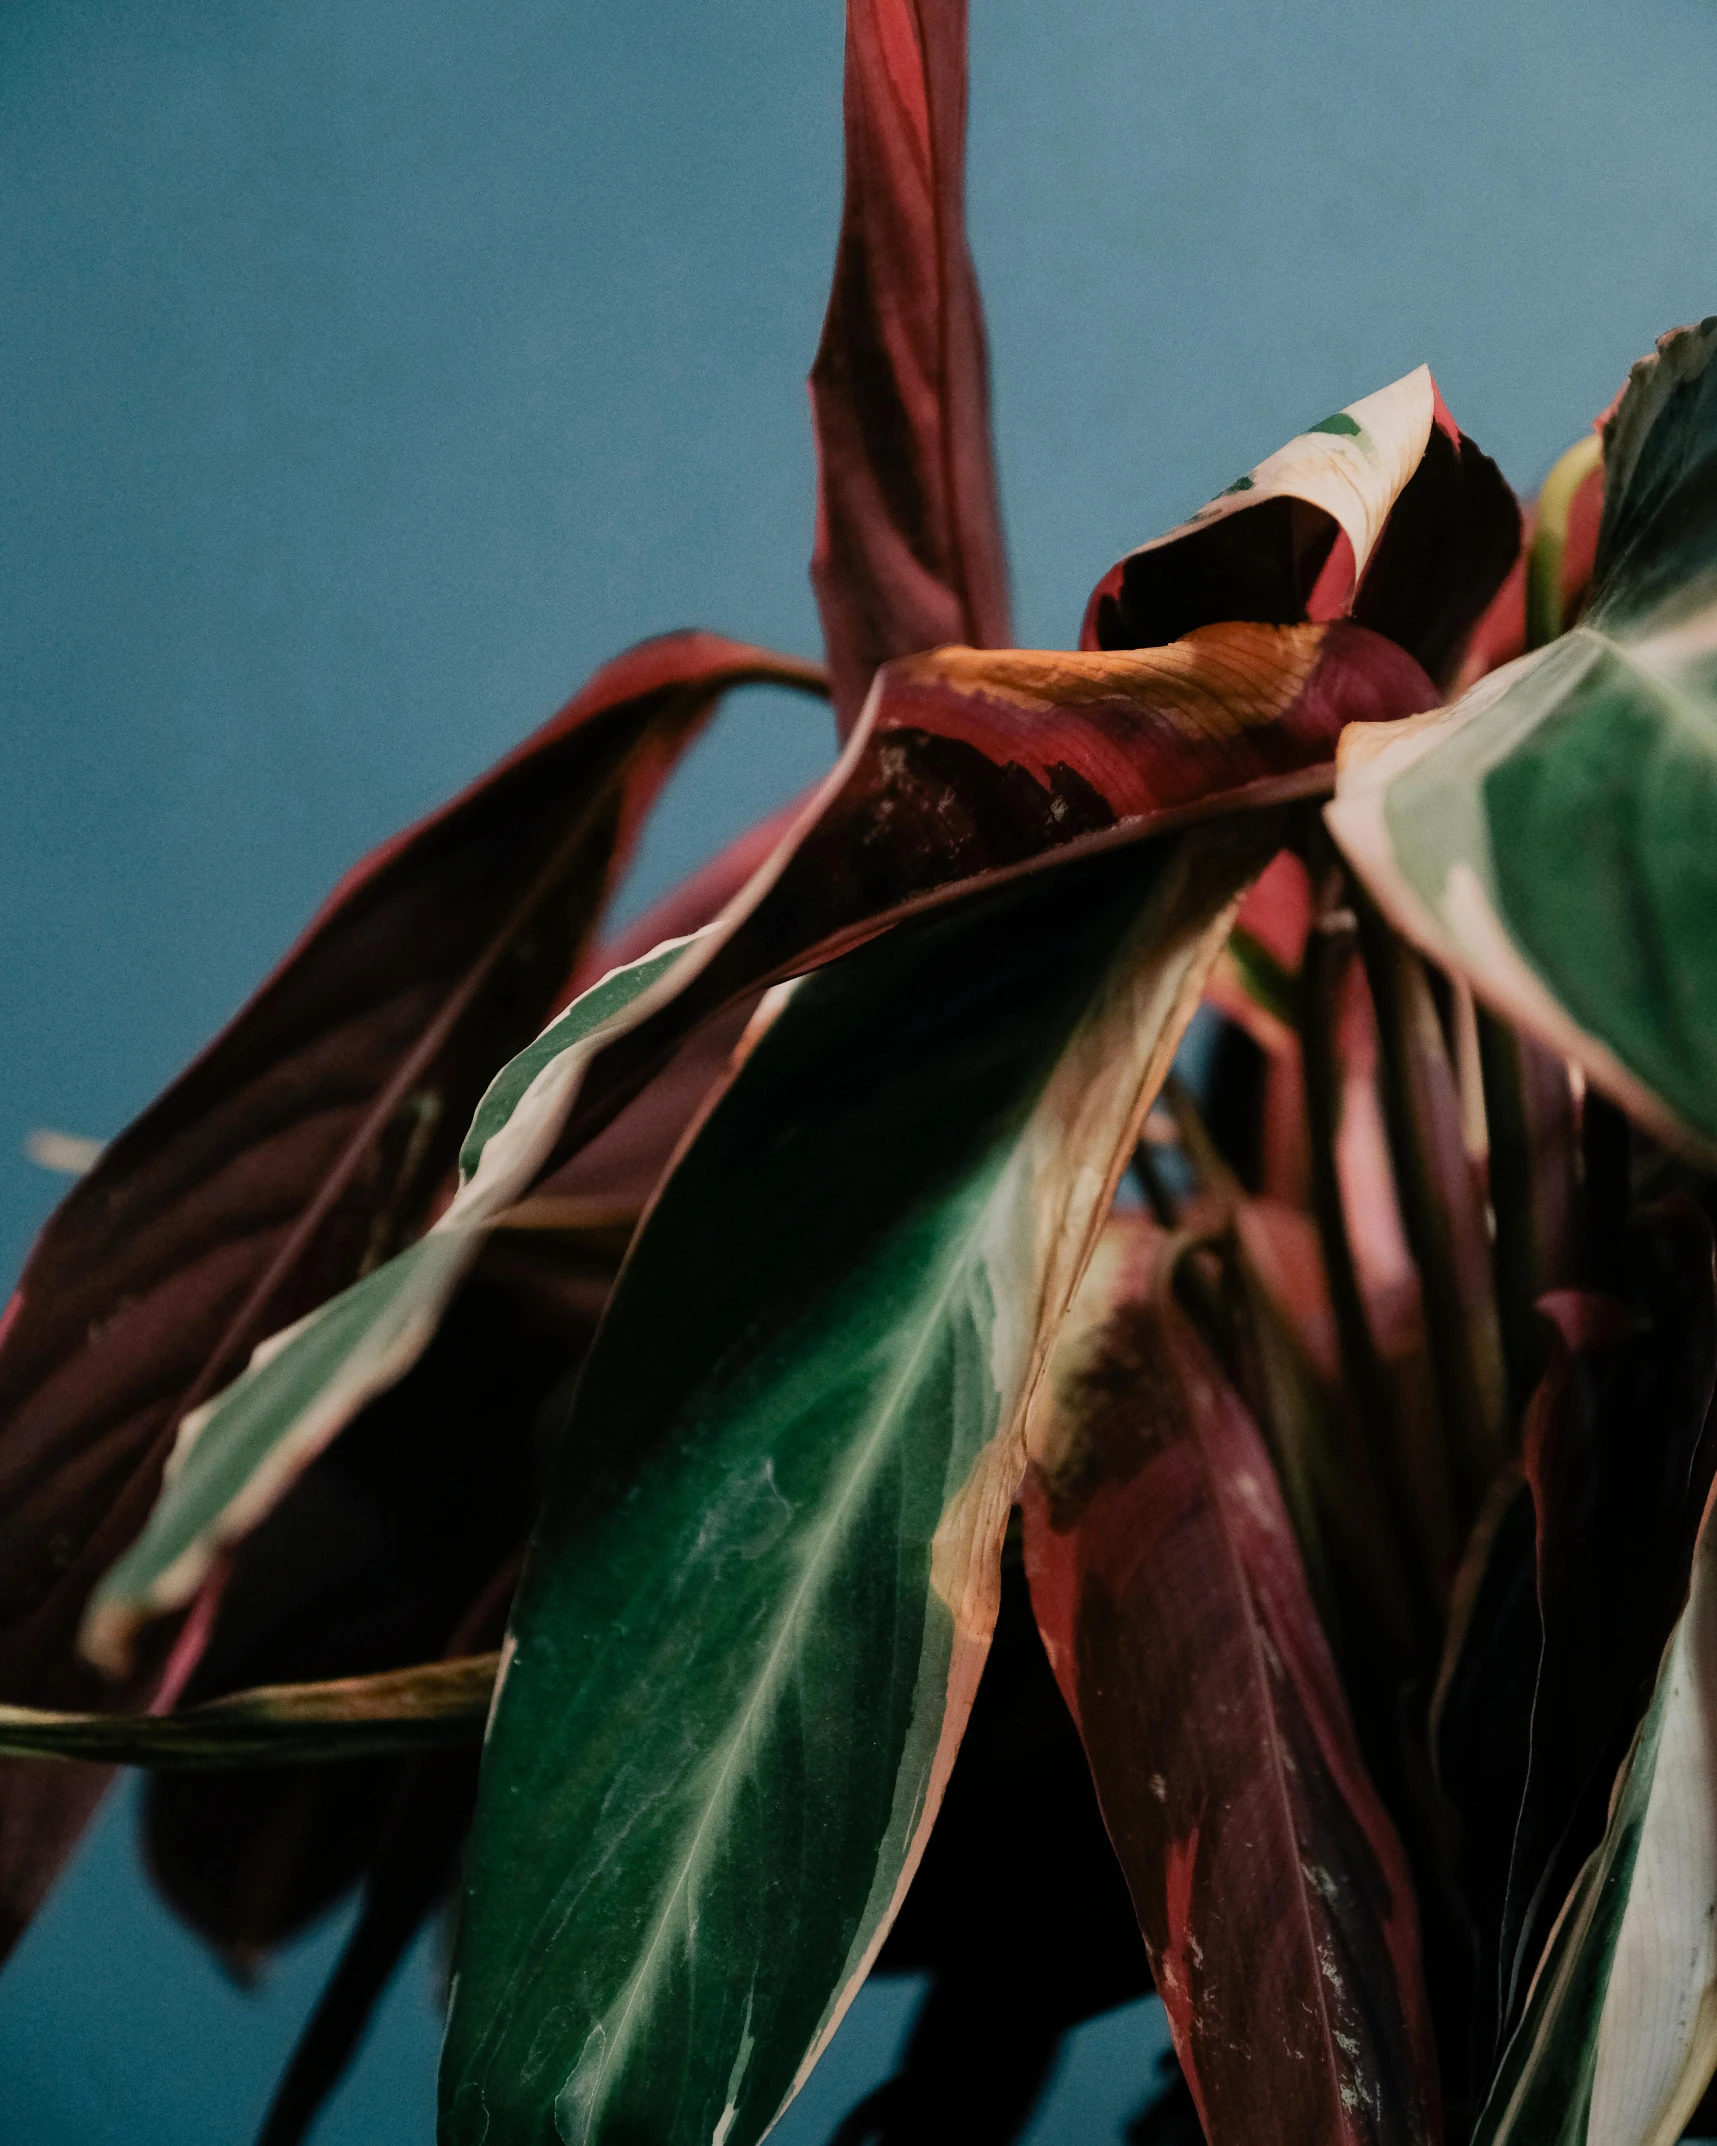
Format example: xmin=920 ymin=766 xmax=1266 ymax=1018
xmin=1022 ymin=1217 xmax=1440 ymax=2146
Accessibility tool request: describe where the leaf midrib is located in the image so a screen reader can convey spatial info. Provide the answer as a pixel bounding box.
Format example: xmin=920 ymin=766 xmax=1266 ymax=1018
xmin=565 ymin=1208 xmax=995 ymax=2133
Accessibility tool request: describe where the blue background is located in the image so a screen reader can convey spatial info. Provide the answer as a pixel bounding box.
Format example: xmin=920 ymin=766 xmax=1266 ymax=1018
xmin=5 ymin=0 xmax=1717 ymax=2136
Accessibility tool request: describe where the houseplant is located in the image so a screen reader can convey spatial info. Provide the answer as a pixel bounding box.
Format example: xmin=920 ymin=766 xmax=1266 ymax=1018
xmin=4 ymin=4 xmax=1717 ymax=2145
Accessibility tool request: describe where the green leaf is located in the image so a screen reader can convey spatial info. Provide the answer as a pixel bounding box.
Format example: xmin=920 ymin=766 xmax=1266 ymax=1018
xmin=1328 ymin=318 xmax=1717 ymax=1152
xmin=0 ymin=1654 xmax=495 ymax=1768
xmin=439 ymin=820 xmax=1278 ymax=2146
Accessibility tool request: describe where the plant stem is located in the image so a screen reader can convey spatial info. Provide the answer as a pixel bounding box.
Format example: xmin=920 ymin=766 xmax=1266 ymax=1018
xmin=1354 ymin=890 xmax=1507 ymax=1539
xmin=1298 ymin=871 xmax=1439 ymax=1665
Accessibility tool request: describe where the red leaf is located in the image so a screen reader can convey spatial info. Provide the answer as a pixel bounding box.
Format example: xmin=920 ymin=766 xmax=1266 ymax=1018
xmin=810 ymin=0 xmax=1012 ymax=736
xmin=547 ymin=622 xmax=1437 ymax=1183
xmin=0 ymin=630 xmax=824 ymax=1954
xmin=1023 ymin=1217 xmax=1441 ymax=2146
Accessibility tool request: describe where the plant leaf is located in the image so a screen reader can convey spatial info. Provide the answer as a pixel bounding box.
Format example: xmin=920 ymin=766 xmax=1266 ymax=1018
xmin=1495 ymin=1202 xmax=1717 ymax=2042
xmin=0 ymin=631 xmax=824 ymax=1950
xmin=1020 ymin=1215 xmax=1440 ymax=2146
xmin=1474 ymin=1015 xmax=1579 ymax=1417
xmin=78 ymin=933 xmax=702 ymax=1675
xmin=0 ymin=1654 xmax=495 ymax=1767
xmin=81 ymin=621 xmax=1438 ymax=1678
xmin=1327 ymin=318 xmax=1717 ymax=1152
xmin=555 ymin=620 xmax=1437 ymax=1167
xmin=136 ymin=1260 xmax=579 ymax=1964
xmin=1472 ymin=1457 xmax=1717 ymax=2146
xmin=810 ymin=0 xmax=1011 ymax=735
xmin=1084 ymin=370 xmax=1519 ymax=688
xmin=439 ymin=818 xmax=1279 ymax=2146
xmin=857 ymin=1555 xmax=1154 ymax=2142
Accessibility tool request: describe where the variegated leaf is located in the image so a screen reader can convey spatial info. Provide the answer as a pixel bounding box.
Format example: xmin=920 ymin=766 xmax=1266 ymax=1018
xmin=81 ymin=620 xmax=1435 ymax=1678
xmin=0 ymin=629 xmax=824 ymax=1952
xmin=1084 ymin=369 xmax=1518 ymax=689
xmin=438 ymin=817 xmax=1277 ymax=2146
xmin=1328 ymin=318 xmax=1717 ymax=1153
xmin=1472 ymin=1473 xmax=1717 ymax=2146
xmin=1495 ymin=1205 xmax=1717 ymax=2045
xmin=78 ymin=933 xmax=701 ymax=1674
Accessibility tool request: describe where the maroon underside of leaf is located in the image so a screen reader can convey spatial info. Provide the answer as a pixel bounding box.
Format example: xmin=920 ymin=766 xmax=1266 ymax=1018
xmin=1023 ymin=1218 xmax=1441 ymax=2146
xmin=140 ymin=853 xmax=782 ymax=1965
xmin=138 ymin=1267 xmax=578 ymax=1963
xmin=1494 ymin=1198 xmax=1717 ymax=2035
xmin=1082 ymin=397 xmax=1520 ymax=693
xmin=538 ymin=622 xmax=1437 ymax=1185
xmin=1359 ymin=920 xmax=1507 ymax=1583
xmin=809 ymin=0 xmax=1012 ymax=736
xmin=0 ymin=630 xmax=824 ymax=1955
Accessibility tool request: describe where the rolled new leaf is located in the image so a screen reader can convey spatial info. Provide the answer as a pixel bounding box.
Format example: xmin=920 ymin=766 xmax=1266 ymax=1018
xmin=0 ymin=1655 xmax=496 ymax=1768
xmin=810 ymin=0 xmax=1011 ymax=735
xmin=1085 ymin=367 xmax=1519 ymax=689
xmin=440 ymin=814 xmax=1277 ymax=2146
xmin=1021 ymin=1216 xmax=1440 ymax=2146
xmin=0 ymin=630 xmax=824 ymax=1953
xmin=1327 ymin=318 xmax=1717 ymax=1152
xmin=81 ymin=620 xmax=1438 ymax=1679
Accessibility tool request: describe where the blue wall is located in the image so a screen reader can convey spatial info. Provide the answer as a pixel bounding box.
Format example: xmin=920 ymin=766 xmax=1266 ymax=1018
xmin=5 ymin=0 xmax=1717 ymax=2136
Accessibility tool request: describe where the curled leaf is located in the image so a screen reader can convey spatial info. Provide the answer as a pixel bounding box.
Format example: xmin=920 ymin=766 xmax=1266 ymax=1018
xmin=0 ymin=1654 xmax=495 ymax=1768
xmin=1328 ymin=319 xmax=1717 ymax=1153
xmin=1084 ymin=369 xmax=1519 ymax=689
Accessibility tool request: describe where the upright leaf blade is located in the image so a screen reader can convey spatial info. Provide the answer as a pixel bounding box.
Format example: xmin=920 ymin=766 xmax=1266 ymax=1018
xmin=1022 ymin=1216 xmax=1440 ymax=2146
xmin=440 ymin=822 xmax=1277 ymax=2146
xmin=810 ymin=0 xmax=1012 ymax=734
